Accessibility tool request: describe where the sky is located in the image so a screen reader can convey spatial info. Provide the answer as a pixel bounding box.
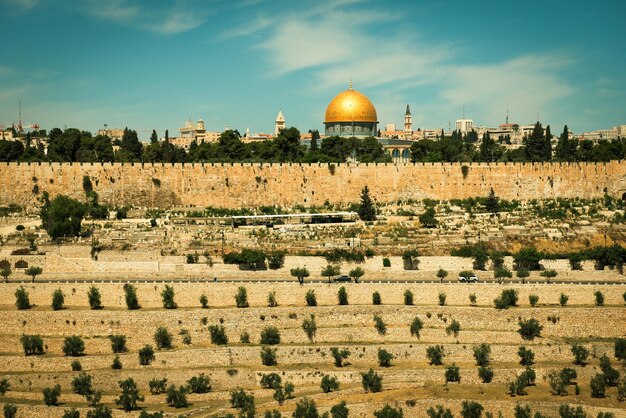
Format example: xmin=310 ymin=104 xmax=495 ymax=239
xmin=0 ymin=0 xmax=624 ymax=140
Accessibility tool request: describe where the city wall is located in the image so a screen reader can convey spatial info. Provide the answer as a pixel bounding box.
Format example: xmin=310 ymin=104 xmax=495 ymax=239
xmin=2 ymin=161 xmax=626 ymax=209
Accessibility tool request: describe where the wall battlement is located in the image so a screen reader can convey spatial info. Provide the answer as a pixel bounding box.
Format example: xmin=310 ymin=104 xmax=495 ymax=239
xmin=2 ymin=161 xmax=625 ymax=209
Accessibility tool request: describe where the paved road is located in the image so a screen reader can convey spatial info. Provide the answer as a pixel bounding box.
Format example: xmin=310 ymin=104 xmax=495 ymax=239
xmin=8 ymin=278 xmax=626 ymax=285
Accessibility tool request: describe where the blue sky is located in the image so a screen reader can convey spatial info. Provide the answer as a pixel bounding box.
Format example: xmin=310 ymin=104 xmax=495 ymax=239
xmin=0 ymin=0 xmax=624 ymax=139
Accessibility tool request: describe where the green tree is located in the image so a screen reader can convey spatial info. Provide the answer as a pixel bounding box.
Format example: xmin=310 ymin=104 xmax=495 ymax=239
xmin=426 ymin=345 xmax=445 ymax=365
xmin=437 ymin=269 xmax=448 ymax=282
xmin=330 ymin=347 xmax=350 ymax=367
xmin=293 ymin=397 xmax=318 ymax=418
xmin=349 ymin=266 xmax=365 ymax=283
xmin=473 ymin=343 xmax=491 ymax=366
xmin=15 ymin=286 xmax=31 ymax=309
xmin=291 ymin=267 xmax=310 ymax=284
xmin=63 ymin=335 xmax=85 ymax=356
xmin=410 ymin=316 xmax=424 ymax=338
xmin=461 ymin=401 xmax=483 ymax=418
xmin=374 ymin=405 xmax=403 ymax=418
xmin=138 ymin=345 xmax=155 ymax=365
xmin=331 ymin=401 xmax=349 ymax=418
xmin=43 ymin=384 xmax=61 ymax=406
xmin=378 ymin=348 xmax=394 ymax=367
xmin=361 ymin=369 xmax=383 ymax=392
xmin=119 ymin=127 xmax=143 ymax=160
xmin=20 ymin=335 xmax=44 ymax=356
xmin=485 ymin=188 xmax=500 ymax=214
xmin=40 ymin=194 xmax=85 ymax=239
xmin=109 ymin=335 xmax=127 ymax=353
xmin=166 ymin=385 xmax=189 ymax=408
xmin=337 ymin=286 xmax=349 ymax=305
xmin=426 ymin=405 xmax=453 ymax=418
xmin=419 ymin=207 xmax=438 ymax=228
xmin=571 ymin=344 xmax=589 ymax=365
xmin=320 ymin=375 xmax=339 ymax=393
xmin=524 ymin=122 xmax=551 ymax=162
xmin=150 ymin=129 xmax=158 ymax=144
xmin=161 ymin=285 xmax=177 ymax=309
xmin=52 ymin=288 xmax=65 ymax=310
xmin=305 ymin=289 xmax=317 ymax=306
xmin=518 ymin=318 xmax=542 ymax=340
xmin=123 ymin=284 xmax=140 ymax=309
xmin=88 ymin=286 xmax=103 ymax=309
xmin=518 ymin=346 xmax=535 ymax=366
xmin=260 ymin=326 xmax=281 ymax=345
xmin=260 ymin=346 xmax=277 ymax=366
xmin=357 ymin=186 xmax=376 ymax=221
xmin=187 ymin=374 xmax=211 ymax=393
xmin=302 ymin=314 xmax=317 ymax=342
xmin=555 ymin=125 xmax=575 ymax=160
xmin=0 ymin=266 xmax=11 ymax=282
xmin=235 ymin=286 xmax=249 ymax=308
xmin=154 ymin=327 xmax=173 ymax=349
xmin=25 ymin=266 xmax=42 ymax=283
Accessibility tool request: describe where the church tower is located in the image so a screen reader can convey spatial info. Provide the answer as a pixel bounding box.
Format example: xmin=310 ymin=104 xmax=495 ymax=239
xmin=404 ymin=105 xmax=412 ymax=135
xmin=275 ymin=111 xmax=285 ymax=136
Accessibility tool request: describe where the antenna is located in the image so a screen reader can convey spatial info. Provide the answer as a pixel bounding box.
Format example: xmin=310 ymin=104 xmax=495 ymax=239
xmin=18 ymin=99 xmax=22 ymax=132
xmin=462 ymin=104 xmax=465 ymax=119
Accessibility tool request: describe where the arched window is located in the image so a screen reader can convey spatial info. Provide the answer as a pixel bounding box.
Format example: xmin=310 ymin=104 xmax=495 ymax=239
xmin=0 ymin=260 xmax=9 ymax=270
xmin=15 ymin=260 xmax=28 ymax=269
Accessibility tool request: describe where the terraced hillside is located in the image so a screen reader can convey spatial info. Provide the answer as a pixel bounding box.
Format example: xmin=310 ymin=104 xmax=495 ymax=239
xmin=0 ymin=283 xmax=624 ymax=418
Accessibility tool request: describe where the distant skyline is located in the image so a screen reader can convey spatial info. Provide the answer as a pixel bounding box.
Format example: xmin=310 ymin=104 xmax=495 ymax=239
xmin=0 ymin=0 xmax=624 ymax=139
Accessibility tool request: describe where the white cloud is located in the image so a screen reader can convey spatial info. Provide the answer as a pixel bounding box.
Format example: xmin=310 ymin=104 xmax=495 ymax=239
xmin=251 ymin=1 xmax=575 ymax=128
xmin=82 ymin=0 xmax=206 ymax=35
xmin=2 ymin=0 xmax=40 ymax=11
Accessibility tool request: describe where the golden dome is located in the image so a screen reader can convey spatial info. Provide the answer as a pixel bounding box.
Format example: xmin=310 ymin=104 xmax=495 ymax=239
xmin=324 ymin=86 xmax=378 ymax=124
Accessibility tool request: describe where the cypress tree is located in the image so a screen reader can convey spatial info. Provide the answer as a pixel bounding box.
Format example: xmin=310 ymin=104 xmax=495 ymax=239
xmin=358 ymin=186 xmax=376 ymax=221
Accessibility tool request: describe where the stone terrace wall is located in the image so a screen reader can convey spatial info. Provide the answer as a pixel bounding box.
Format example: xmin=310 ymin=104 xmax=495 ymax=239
xmin=2 ymin=161 xmax=626 ymax=209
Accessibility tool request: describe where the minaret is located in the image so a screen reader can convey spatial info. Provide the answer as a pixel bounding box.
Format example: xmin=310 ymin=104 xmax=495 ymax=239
xmin=275 ymin=110 xmax=285 ymax=136
xmin=404 ymin=104 xmax=412 ymax=135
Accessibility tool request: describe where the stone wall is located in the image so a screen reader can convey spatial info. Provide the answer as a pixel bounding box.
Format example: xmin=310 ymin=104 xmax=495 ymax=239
xmin=2 ymin=161 xmax=626 ymax=210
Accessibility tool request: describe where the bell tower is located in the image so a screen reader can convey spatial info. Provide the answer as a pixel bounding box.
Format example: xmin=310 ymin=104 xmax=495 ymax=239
xmin=404 ymin=104 xmax=412 ymax=135
xmin=275 ymin=110 xmax=285 ymax=136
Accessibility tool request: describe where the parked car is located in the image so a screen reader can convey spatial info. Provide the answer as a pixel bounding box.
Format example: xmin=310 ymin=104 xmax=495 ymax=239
xmin=458 ymin=275 xmax=478 ymax=283
xmin=333 ymin=275 xmax=352 ymax=283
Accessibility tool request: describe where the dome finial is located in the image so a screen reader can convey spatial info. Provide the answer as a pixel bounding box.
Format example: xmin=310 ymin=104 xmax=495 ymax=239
xmin=349 ymin=79 xmax=352 ymax=90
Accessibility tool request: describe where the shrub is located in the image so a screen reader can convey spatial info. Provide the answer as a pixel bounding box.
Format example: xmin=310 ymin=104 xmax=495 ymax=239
xmin=378 ymin=348 xmax=394 ymax=367
xmin=302 ymin=314 xmax=317 ymax=342
xmin=330 ymin=347 xmax=350 ymax=367
xmin=426 ymin=345 xmax=444 ymax=365
xmin=161 ymin=285 xmax=177 ymax=309
xmin=52 ymin=289 xmax=65 ymax=310
xmin=187 ymin=373 xmax=211 ymax=393
xmin=469 ymin=293 xmax=477 ymax=306
xmin=383 ymin=258 xmax=391 ymax=267
xmin=529 ymin=294 xmax=539 ymax=307
xmin=337 ymin=286 xmax=348 ymax=305
xmin=293 ymin=397 xmax=317 ymax=418
xmin=410 ymin=316 xmax=424 ymax=338
xmin=154 ymin=327 xmax=173 ymax=350
xmin=71 ymin=359 xmax=82 ymax=371
xmin=111 ymin=355 xmax=122 ymax=369
xmin=3 ymin=405 xmax=17 ymax=418
xmin=240 ymin=332 xmax=250 ymax=344
xmin=590 ymin=373 xmax=607 ymax=397
xmin=548 ymin=370 xmax=569 ymax=396
xmin=86 ymin=405 xmax=113 ymax=418
xmin=560 ymin=293 xmax=569 ymax=306
xmin=374 ymin=405 xmax=403 ymax=418
xmin=260 ymin=346 xmax=277 ymax=366
xmin=437 ymin=269 xmax=448 ymax=282
xmin=320 ymin=375 xmax=339 ymax=393
xmin=615 ymin=338 xmax=626 ymax=360
xmin=558 ymin=405 xmax=586 ymax=418
xmin=518 ymin=346 xmax=535 ymax=366
xmin=599 ymin=355 xmax=620 ymax=386
xmin=20 ymin=335 xmax=44 ymax=356
xmin=260 ymin=373 xmax=282 ymax=389
xmin=361 ymin=369 xmax=383 ymax=392
xmin=0 ymin=379 xmax=10 ymax=395
xmin=445 ymin=364 xmax=461 ymax=382
xmin=235 ymin=286 xmax=249 ymax=308
xmin=518 ymin=318 xmax=542 ymax=340
xmin=200 ymin=294 xmax=209 ymax=308
xmin=62 ymin=409 xmax=80 ymax=418
xmin=109 ymin=335 xmax=127 ymax=353
xmin=494 ymin=288 xmax=518 ymax=309
xmin=373 ymin=314 xmax=387 ymax=335
xmin=230 ymin=388 xmax=254 ymax=408
xmin=123 ymin=284 xmax=140 ymax=309
xmin=594 ymin=290 xmax=605 ymax=306
xmin=268 ymin=251 xmax=286 ymax=269
xmin=267 ymin=291 xmax=278 ymax=307
xmin=404 ymin=289 xmax=414 ymax=305
xmin=373 ymin=291 xmax=382 ymax=305
xmin=14 ymin=287 xmax=30 ymax=310
xmin=208 ymin=324 xmax=228 ymax=345
xmin=426 ymin=405 xmax=453 ymax=418
xmin=148 ymin=378 xmax=168 ymax=395
xmin=72 ymin=372 xmax=93 ymax=395
xmin=138 ymin=412 xmax=164 ymax=418
xmin=438 ymin=292 xmax=447 ymax=306
xmin=331 ymin=401 xmax=349 ymax=418
xmin=541 ymin=269 xmax=557 ymax=280
xmin=473 ymin=343 xmax=491 ymax=366
xmin=88 ymin=286 xmax=103 ymax=310
xmin=63 ymin=335 xmax=85 ymax=356
xmin=166 ymin=385 xmax=189 ymax=408
xmin=478 ymin=366 xmax=493 ymax=383
xmin=514 ymin=404 xmax=532 ymax=418
xmin=115 ymin=378 xmax=144 ymax=411
xmin=445 ymin=319 xmax=461 ymax=337
xmin=305 ymin=290 xmax=317 ymax=306
xmin=571 ymin=344 xmax=589 ymax=365
xmin=43 ymin=384 xmax=61 ymax=406
xmin=138 ymin=345 xmax=155 ymax=365
xmin=260 ymin=326 xmax=281 ymax=345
